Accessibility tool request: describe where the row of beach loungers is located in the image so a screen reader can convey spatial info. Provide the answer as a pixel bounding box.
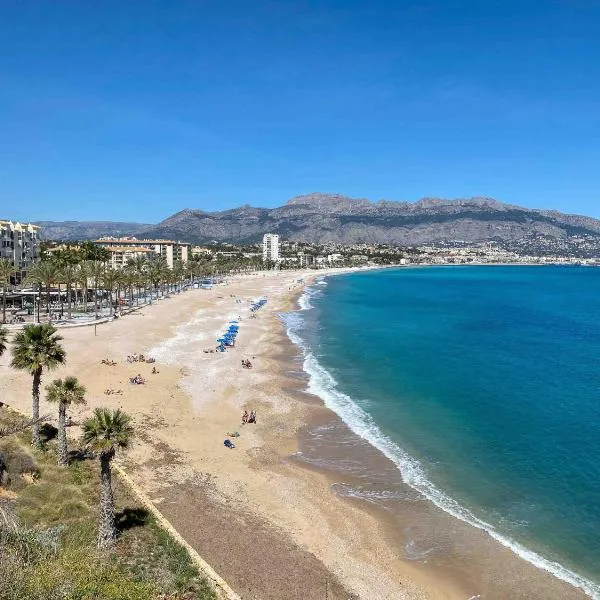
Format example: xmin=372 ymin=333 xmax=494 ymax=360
xmin=216 ymin=321 xmax=239 ymax=352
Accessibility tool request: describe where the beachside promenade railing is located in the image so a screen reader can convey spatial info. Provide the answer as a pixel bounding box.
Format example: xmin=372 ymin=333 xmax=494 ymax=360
xmin=1 ymin=282 xmax=201 ymax=330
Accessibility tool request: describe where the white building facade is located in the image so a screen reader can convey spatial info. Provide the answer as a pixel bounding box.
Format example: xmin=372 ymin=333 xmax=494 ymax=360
xmin=94 ymin=237 xmax=190 ymax=269
xmin=262 ymin=233 xmax=280 ymax=263
xmin=0 ymin=220 xmax=41 ymax=271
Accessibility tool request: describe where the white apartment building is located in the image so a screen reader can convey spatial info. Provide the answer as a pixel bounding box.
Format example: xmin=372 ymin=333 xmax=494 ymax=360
xmin=105 ymin=246 xmax=154 ymax=270
xmin=94 ymin=237 xmax=190 ymax=269
xmin=0 ymin=220 xmax=41 ymax=271
xmin=262 ymin=233 xmax=280 ymax=263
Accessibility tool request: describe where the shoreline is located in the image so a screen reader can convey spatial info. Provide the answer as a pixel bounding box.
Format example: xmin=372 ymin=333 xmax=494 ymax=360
xmin=278 ymin=267 xmax=596 ymax=599
xmin=0 ymin=267 xmax=594 ymax=599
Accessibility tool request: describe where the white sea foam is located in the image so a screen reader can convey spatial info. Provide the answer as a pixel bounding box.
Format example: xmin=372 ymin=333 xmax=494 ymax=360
xmin=281 ymin=285 xmax=600 ymax=599
xmin=147 ymin=309 xmax=208 ymax=365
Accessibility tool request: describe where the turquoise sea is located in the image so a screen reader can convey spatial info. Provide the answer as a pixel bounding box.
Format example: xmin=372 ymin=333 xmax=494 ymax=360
xmin=285 ymin=266 xmax=600 ymax=597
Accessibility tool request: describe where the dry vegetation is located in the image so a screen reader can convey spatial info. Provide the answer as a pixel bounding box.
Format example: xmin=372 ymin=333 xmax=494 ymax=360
xmin=0 ymin=409 xmax=216 ymax=600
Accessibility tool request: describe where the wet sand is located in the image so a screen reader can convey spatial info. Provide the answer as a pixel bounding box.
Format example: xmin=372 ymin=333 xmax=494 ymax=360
xmin=0 ymin=269 xmax=591 ymax=599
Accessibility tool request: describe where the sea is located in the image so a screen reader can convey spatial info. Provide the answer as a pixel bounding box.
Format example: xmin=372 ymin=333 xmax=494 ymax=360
xmin=283 ymin=265 xmax=600 ymax=598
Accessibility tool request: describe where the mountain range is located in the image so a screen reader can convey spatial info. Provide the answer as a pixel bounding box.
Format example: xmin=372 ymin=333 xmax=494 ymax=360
xmin=35 ymin=194 xmax=600 ymax=256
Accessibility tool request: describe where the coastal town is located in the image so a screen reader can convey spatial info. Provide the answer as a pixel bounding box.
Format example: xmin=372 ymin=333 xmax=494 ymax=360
xmin=1 ymin=217 xmax=599 ymax=600
xmin=3 ymin=215 xmax=600 ymax=324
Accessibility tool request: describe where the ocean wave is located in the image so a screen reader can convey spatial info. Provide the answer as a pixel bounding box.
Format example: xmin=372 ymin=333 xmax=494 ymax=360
xmin=297 ymin=283 xmax=324 ymax=311
xmin=282 ymin=285 xmax=600 ymax=599
xmin=330 ymin=482 xmax=418 ymax=502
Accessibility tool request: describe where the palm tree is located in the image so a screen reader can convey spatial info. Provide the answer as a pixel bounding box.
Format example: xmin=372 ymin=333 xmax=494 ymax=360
xmin=101 ymin=267 xmax=120 ymax=317
xmin=127 ymin=256 xmax=147 ymax=304
xmin=54 ymin=249 xmax=81 ymax=320
xmin=82 ymin=408 xmax=133 ymax=549
xmin=121 ymin=267 xmax=137 ymax=308
xmin=77 ymin=260 xmax=93 ymax=314
xmin=88 ymin=261 xmax=106 ymax=319
xmin=25 ymin=262 xmax=45 ymax=323
xmin=11 ymin=324 xmax=66 ymax=447
xmin=172 ymin=260 xmax=185 ymax=293
xmin=32 ymin=260 xmax=59 ymax=319
xmin=147 ymin=260 xmax=166 ymax=302
xmin=46 ymin=376 xmax=86 ymax=466
xmin=0 ymin=325 xmax=8 ymax=357
xmin=0 ymin=259 xmax=15 ymax=324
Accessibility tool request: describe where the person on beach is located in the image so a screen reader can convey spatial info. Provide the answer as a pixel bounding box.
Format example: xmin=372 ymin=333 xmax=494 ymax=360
xmin=248 ymin=410 xmax=256 ymax=424
xmin=242 ymin=410 xmax=248 ymax=424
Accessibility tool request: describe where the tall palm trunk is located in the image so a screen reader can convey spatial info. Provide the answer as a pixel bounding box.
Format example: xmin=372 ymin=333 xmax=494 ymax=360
xmin=67 ymin=280 xmax=72 ymax=319
xmin=46 ymin=282 xmax=51 ymax=317
xmin=32 ymin=366 xmax=42 ymax=447
xmin=2 ymin=284 xmax=6 ymax=323
xmin=94 ymin=276 xmax=99 ymax=319
xmin=98 ymin=452 xmax=116 ymax=549
xmin=37 ymin=285 xmax=41 ymax=323
xmin=58 ymin=281 xmax=63 ymax=318
xmin=57 ymin=401 xmax=68 ymax=466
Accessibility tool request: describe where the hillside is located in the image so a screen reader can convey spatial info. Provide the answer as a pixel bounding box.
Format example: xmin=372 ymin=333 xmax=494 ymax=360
xmin=35 ymin=220 xmax=152 ymax=241
xmin=35 ymin=194 xmax=600 ymax=256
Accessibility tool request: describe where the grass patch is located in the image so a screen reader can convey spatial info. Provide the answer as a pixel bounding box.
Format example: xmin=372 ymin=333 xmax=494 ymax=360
xmin=0 ymin=409 xmax=217 ymax=599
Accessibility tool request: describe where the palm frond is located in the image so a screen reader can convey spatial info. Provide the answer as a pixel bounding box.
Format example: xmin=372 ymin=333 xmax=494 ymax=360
xmin=82 ymin=407 xmax=134 ymax=455
xmin=46 ymin=376 xmax=86 ymax=406
xmin=0 ymin=325 xmax=9 ymax=357
xmin=10 ymin=323 xmax=66 ymax=373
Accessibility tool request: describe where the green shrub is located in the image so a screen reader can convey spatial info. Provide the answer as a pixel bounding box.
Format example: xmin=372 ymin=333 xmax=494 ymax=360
xmin=0 ymin=412 xmax=217 ymax=600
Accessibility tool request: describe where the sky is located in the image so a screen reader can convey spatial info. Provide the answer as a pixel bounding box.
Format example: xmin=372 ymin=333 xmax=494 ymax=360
xmin=1 ymin=0 xmax=600 ymax=223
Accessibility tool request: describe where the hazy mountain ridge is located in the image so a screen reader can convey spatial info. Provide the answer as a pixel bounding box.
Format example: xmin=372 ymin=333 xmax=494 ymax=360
xmin=35 ymin=194 xmax=600 ymax=256
xmin=35 ymin=220 xmax=152 ymax=241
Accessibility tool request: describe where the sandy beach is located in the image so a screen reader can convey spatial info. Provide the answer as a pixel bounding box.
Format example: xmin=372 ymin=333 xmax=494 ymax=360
xmin=0 ymin=269 xmax=591 ymax=599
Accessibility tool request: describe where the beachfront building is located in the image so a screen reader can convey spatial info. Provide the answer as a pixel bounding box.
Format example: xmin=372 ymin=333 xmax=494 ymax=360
xmin=94 ymin=237 xmax=190 ymax=269
xmin=297 ymin=252 xmax=314 ymax=267
xmin=262 ymin=233 xmax=280 ymax=263
xmin=0 ymin=219 xmax=41 ymax=272
xmin=105 ymin=246 xmax=155 ymax=270
xmin=191 ymin=246 xmax=213 ymax=257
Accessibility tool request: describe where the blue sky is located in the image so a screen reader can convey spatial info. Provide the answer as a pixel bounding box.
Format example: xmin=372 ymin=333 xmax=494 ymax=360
xmin=1 ymin=0 xmax=599 ymax=222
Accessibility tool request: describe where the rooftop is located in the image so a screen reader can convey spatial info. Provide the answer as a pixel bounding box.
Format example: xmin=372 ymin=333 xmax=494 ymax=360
xmin=105 ymin=246 xmax=154 ymax=253
xmin=0 ymin=220 xmax=41 ymax=231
